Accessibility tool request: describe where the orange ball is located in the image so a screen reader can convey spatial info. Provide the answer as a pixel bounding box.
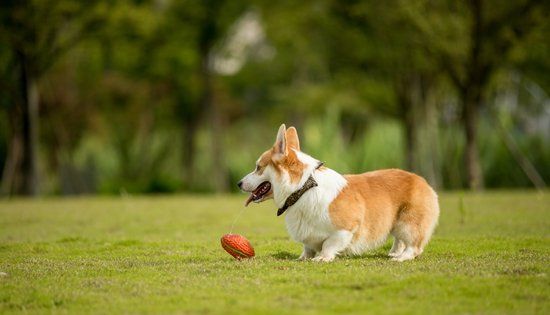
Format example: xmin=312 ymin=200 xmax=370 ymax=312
xmin=221 ymin=234 xmax=255 ymax=260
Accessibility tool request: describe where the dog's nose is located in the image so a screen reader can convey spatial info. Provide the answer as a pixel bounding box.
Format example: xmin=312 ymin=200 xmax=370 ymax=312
xmin=237 ymin=180 xmax=243 ymax=189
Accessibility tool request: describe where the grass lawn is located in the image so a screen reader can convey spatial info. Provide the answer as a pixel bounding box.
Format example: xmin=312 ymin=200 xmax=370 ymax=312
xmin=0 ymin=191 xmax=549 ymax=314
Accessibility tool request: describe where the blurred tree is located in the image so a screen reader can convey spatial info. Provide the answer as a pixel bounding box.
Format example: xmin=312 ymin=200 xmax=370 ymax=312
xmin=151 ymin=32 xmax=200 ymax=189
xmin=196 ymin=0 xmax=230 ymax=192
xmin=0 ymin=0 xmax=103 ymax=195
xmin=88 ymin=0 xmax=176 ymax=193
xmin=135 ymin=0 xmax=248 ymax=192
xmin=329 ymin=1 xmax=442 ymax=187
xmin=190 ymin=0 xmax=247 ymax=192
xmin=407 ymin=0 xmax=547 ymax=189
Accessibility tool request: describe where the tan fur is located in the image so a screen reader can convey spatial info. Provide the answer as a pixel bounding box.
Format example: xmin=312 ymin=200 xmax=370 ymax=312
xmin=285 ymin=127 xmax=301 ymax=151
xmin=258 ymin=151 xmax=272 ymax=171
xmin=258 ymin=127 xmax=305 ymax=183
xmin=329 ymin=169 xmax=439 ymax=253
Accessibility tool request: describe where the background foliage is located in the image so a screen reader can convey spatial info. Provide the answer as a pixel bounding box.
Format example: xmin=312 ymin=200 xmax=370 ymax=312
xmin=0 ymin=0 xmax=549 ymax=195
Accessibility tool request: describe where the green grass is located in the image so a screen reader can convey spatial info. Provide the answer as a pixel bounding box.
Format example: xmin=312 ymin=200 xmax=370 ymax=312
xmin=0 ymin=191 xmax=549 ymax=314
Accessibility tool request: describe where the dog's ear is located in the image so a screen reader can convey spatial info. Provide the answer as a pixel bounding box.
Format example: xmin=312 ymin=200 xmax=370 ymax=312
xmin=285 ymin=127 xmax=300 ymax=151
xmin=273 ymin=124 xmax=287 ymax=157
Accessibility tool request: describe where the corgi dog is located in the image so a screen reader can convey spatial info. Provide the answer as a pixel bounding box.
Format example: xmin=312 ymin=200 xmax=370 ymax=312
xmin=238 ymin=124 xmax=439 ymax=262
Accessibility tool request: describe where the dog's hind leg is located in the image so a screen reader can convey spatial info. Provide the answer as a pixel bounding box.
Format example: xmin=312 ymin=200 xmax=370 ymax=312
xmin=388 ymin=237 xmax=405 ymax=257
xmin=312 ymin=230 xmax=353 ymax=262
xmin=389 ymin=222 xmax=418 ymax=262
xmin=391 ymin=194 xmax=439 ymax=262
xmin=298 ymin=245 xmax=316 ymax=260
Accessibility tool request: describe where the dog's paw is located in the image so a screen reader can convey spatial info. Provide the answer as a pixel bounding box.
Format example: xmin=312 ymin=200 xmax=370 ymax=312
xmin=390 ymin=255 xmax=415 ymax=262
xmin=298 ymin=255 xmax=313 ymax=261
xmin=298 ymin=248 xmax=316 ymax=261
xmin=390 ymin=247 xmax=417 ymax=262
xmin=312 ymin=255 xmax=335 ymax=262
xmin=297 ymin=253 xmax=310 ymax=261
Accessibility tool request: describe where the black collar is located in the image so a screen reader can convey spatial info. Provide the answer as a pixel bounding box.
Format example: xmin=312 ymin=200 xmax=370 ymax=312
xmin=277 ymin=162 xmax=324 ymax=216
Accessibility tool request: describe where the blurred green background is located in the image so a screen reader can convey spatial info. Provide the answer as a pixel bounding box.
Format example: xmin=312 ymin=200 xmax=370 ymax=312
xmin=0 ymin=0 xmax=548 ymax=196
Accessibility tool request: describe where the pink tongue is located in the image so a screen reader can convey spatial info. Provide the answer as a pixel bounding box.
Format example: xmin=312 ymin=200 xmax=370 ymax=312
xmin=245 ymin=194 xmax=255 ymax=207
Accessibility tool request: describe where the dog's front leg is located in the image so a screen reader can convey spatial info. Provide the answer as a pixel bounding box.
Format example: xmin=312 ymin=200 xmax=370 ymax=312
xmin=298 ymin=245 xmax=316 ymax=260
xmin=312 ymin=230 xmax=353 ymax=262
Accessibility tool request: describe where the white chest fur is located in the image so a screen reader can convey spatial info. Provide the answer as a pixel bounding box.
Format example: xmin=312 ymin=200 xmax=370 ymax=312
xmin=283 ymin=168 xmax=347 ymax=251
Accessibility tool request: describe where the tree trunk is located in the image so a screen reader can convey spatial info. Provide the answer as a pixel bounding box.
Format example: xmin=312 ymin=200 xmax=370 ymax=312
xmin=403 ymin=105 xmax=417 ymax=172
xmin=399 ymin=74 xmax=440 ymax=188
xmin=19 ymin=52 xmax=40 ymax=196
xmin=462 ymin=91 xmax=483 ymax=190
xmin=1 ymin=134 xmax=22 ymax=196
xmin=460 ymin=0 xmax=484 ymax=191
xmin=414 ymin=74 xmax=441 ymax=189
xmin=182 ymin=118 xmax=198 ymax=189
xmin=422 ymin=89 xmax=441 ymax=189
xmin=397 ymin=79 xmax=417 ymax=172
xmin=209 ymin=100 xmax=229 ymax=192
xmin=1 ymin=99 xmax=21 ymax=195
xmin=199 ymin=51 xmax=229 ymax=193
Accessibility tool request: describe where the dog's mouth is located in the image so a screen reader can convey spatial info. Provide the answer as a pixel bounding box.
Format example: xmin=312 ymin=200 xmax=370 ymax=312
xmin=245 ymin=181 xmax=272 ymax=206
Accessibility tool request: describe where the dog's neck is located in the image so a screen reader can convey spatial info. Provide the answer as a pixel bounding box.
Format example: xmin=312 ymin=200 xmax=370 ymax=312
xmin=276 ymin=162 xmax=324 ymax=216
xmin=273 ymin=165 xmax=347 ymax=213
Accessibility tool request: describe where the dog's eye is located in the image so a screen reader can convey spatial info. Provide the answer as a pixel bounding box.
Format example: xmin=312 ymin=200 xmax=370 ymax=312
xmin=255 ymin=165 xmax=261 ymax=172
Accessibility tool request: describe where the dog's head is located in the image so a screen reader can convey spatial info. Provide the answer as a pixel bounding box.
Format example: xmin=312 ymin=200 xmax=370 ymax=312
xmin=238 ymin=124 xmax=322 ymax=207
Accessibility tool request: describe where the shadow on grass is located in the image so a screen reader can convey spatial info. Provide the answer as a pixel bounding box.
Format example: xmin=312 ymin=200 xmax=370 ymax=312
xmin=271 ymin=251 xmax=299 ymax=260
xmin=346 ymin=252 xmax=389 ymax=260
xmin=271 ymin=250 xmax=390 ymax=261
